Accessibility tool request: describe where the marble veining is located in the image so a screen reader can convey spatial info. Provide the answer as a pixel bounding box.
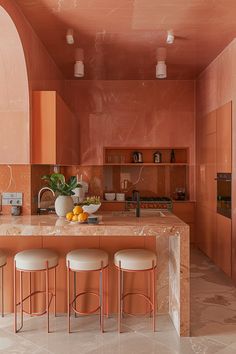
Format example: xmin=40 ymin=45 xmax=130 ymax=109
xmin=0 ymin=211 xmax=187 ymax=236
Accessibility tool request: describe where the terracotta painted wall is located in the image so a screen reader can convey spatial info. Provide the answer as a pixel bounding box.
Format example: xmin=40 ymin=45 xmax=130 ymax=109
xmin=196 ymin=38 xmax=236 ymax=281
xmin=0 ymin=165 xmax=31 ymax=215
xmin=64 ymin=80 xmax=196 ymax=199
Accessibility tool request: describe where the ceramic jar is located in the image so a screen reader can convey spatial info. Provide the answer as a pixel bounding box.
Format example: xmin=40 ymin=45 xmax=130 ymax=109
xmin=55 ymin=195 xmax=74 ymax=217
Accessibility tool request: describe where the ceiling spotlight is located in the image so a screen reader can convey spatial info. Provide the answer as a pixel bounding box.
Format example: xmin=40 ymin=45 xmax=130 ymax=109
xmin=74 ymin=61 xmax=84 ymax=77
xmin=66 ymin=28 xmax=74 ymax=45
xmin=74 ymin=48 xmax=84 ymax=77
xmin=156 ymin=61 xmax=167 ymax=79
xmin=166 ymin=30 xmax=174 ymax=44
xmin=156 ymin=47 xmax=167 ymax=79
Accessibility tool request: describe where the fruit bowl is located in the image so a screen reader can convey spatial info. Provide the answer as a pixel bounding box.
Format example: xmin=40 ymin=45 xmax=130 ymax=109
xmin=82 ymin=203 xmax=101 ymax=215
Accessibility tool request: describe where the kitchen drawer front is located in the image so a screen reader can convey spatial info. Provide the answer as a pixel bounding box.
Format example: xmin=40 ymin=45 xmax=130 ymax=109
xmin=101 ymin=202 xmax=125 ymax=212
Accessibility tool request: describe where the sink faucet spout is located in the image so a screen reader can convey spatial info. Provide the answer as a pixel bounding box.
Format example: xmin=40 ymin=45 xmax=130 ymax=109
xmin=37 ymin=187 xmax=55 ymax=214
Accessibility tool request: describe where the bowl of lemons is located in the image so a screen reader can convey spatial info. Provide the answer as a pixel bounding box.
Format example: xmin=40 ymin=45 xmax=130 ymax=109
xmin=65 ymin=196 xmax=101 ymax=223
xmin=66 ymin=205 xmax=89 ymax=223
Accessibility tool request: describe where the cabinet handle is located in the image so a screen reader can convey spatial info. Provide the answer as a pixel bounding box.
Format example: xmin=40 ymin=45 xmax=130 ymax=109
xmin=214 ymin=177 xmax=231 ymax=182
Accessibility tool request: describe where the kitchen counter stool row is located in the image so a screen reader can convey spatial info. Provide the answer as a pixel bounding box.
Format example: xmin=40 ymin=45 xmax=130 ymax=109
xmin=0 ymin=247 xmax=157 ymax=333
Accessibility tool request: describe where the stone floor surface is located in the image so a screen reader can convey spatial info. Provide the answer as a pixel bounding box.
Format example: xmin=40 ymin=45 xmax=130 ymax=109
xmin=0 ymin=247 xmax=235 ymax=353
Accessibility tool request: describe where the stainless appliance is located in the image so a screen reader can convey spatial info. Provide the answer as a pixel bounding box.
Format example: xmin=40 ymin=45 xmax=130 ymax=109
xmin=132 ymin=151 xmax=143 ymax=163
xmin=216 ymin=172 xmax=231 ymax=219
xmin=126 ymin=196 xmax=172 ymax=211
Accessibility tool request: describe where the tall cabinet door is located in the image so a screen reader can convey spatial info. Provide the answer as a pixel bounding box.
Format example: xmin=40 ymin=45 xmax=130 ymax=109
xmin=197 ymin=102 xmax=232 ymax=278
xmin=216 ymin=101 xmax=232 ymax=276
xmin=216 ymin=213 xmax=232 ymax=277
xmin=216 ymin=102 xmax=232 ymax=173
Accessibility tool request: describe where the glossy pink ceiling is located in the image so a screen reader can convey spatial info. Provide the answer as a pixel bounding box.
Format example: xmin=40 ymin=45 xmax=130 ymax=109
xmin=15 ymin=0 xmax=236 ymax=80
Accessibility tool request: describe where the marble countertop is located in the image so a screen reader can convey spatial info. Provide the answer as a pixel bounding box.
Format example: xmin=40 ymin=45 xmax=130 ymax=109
xmin=0 ymin=210 xmax=188 ymax=236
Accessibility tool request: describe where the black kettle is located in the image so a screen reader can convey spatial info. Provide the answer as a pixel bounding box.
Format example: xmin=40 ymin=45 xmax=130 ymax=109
xmin=132 ymin=151 xmax=143 ymax=163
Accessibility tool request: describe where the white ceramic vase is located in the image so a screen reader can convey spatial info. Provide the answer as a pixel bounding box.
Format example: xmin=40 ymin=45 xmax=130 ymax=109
xmin=55 ymin=195 xmax=74 ymax=217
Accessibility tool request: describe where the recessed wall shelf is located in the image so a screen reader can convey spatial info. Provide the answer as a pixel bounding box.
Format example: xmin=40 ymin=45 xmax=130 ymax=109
xmin=104 ymin=147 xmax=189 ymax=165
xmin=103 ymin=147 xmax=190 ymax=200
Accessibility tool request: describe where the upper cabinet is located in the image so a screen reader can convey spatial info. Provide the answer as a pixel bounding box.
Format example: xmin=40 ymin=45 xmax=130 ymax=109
xmin=216 ymin=102 xmax=232 ymax=172
xmin=32 ymin=91 xmax=79 ymax=165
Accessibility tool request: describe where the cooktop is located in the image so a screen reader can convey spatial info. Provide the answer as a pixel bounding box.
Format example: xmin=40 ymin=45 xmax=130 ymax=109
xmin=125 ymin=196 xmax=172 ymax=202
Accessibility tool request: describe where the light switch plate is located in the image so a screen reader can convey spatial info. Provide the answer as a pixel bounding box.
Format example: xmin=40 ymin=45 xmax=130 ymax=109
xmin=2 ymin=192 xmax=23 ymax=206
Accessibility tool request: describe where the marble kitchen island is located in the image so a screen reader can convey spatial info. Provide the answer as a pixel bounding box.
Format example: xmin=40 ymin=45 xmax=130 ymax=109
xmin=0 ymin=211 xmax=189 ymax=336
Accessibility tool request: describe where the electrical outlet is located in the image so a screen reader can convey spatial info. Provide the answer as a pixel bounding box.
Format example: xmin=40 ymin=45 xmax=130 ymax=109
xmin=2 ymin=192 xmax=23 ymax=206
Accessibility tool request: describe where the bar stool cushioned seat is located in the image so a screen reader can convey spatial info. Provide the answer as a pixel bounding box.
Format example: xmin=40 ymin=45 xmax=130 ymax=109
xmin=66 ymin=249 xmax=109 ymax=271
xmin=0 ymin=250 xmax=7 ymax=267
xmin=114 ymin=249 xmax=157 ymax=270
xmin=15 ymin=249 xmax=58 ymax=271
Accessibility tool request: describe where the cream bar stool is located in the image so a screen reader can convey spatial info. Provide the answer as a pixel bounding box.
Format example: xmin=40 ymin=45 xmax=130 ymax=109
xmin=14 ymin=248 xmax=59 ymax=333
xmin=0 ymin=250 xmax=7 ymax=317
xmin=66 ymin=249 xmax=109 ymax=333
xmin=114 ymin=249 xmax=157 ymax=332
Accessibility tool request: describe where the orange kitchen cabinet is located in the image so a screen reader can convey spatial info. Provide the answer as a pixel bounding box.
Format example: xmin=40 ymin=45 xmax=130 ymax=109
xmin=216 ymin=102 xmax=232 ymax=173
xmin=196 ymin=103 xmax=232 ymax=277
xmin=215 ymin=213 xmax=232 ymax=277
xmin=100 ymin=202 xmax=125 ymax=211
xmin=32 ymin=91 xmax=80 ymax=165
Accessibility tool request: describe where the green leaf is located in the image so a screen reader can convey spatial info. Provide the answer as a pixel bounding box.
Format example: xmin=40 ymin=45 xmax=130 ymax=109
xmin=41 ymin=173 xmax=80 ymax=196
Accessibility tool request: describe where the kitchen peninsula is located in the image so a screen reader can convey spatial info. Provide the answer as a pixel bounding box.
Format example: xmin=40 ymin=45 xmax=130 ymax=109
xmin=0 ymin=210 xmax=189 ymax=336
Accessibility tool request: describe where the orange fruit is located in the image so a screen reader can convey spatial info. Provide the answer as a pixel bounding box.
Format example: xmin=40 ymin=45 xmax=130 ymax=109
xmin=72 ymin=214 xmax=78 ymax=222
xmin=66 ymin=212 xmax=74 ymax=221
xmin=78 ymin=212 xmax=88 ymax=223
xmin=73 ymin=206 xmax=83 ymax=215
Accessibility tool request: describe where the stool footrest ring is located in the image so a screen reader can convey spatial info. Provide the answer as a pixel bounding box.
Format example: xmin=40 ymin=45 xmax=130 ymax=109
xmin=122 ymin=292 xmax=153 ymax=306
xmin=71 ymin=291 xmax=100 ymax=315
xmin=16 ymin=290 xmax=54 ymax=317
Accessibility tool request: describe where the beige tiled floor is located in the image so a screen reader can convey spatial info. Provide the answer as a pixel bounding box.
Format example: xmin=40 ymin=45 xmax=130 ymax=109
xmin=0 ymin=247 xmax=236 ymax=353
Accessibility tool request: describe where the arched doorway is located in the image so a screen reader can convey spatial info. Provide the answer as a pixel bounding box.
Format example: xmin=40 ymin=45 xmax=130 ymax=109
xmin=0 ymin=5 xmax=29 ymax=163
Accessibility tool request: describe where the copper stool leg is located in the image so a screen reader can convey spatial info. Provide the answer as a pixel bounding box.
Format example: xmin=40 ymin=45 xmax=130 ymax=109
xmin=45 ymin=261 xmax=49 ymax=333
xmin=54 ymin=267 xmax=57 ymax=317
xmin=20 ymin=271 xmax=23 ymax=331
xmin=67 ymin=261 xmax=71 ymax=333
xmin=29 ymin=272 xmax=32 ymax=316
xmin=100 ymin=261 xmax=104 ymax=333
xmin=118 ymin=261 xmax=121 ymax=333
xmin=152 ymin=263 xmax=156 ymax=332
xmin=105 ymin=266 xmax=109 ymax=318
xmin=121 ymin=268 xmax=124 ymax=319
xmin=1 ymin=266 xmax=4 ymax=318
xmin=14 ymin=261 xmax=17 ymax=333
xmin=74 ymin=272 xmax=77 ymax=318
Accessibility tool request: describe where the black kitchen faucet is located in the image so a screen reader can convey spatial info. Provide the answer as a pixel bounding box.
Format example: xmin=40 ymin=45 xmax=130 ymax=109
xmin=132 ymin=190 xmax=140 ymax=217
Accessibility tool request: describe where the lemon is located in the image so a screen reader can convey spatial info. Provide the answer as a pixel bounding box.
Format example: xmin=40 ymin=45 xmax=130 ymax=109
xmin=78 ymin=212 xmax=88 ymax=223
xmin=72 ymin=214 xmax=79 ymax=222
xmin=66 ymin=212 xmax=74 ymax=221
xmin=73 ymin=206 xmax=83 ymax=215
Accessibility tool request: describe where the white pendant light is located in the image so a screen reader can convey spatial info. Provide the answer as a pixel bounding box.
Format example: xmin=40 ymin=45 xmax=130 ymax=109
xmin=74 ymin=61 xmax=84 ymax=77
xmin=156 ymin=61 xmax=167 ymax=79
xmin=74 ymin=48 xmax=84 ymax=78
xmin=66 ymin=29 xmax=74 ymax=45
xmin=156 ymin=47 xmax=167 ymax=79
xmin=166 ymin=30 xmax=174 ymax=44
